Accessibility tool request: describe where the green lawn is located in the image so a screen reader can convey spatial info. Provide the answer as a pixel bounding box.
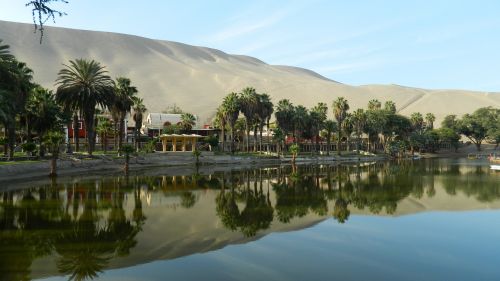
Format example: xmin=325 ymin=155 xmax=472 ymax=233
xmin=0 ymin=160 xmax=42 ymax=165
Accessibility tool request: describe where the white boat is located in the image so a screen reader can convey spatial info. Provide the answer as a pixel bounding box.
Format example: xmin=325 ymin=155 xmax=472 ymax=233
xmin=491 ymin=165 xmax=500 ymax=171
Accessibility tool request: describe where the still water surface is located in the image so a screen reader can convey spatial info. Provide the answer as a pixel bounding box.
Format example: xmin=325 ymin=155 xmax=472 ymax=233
xmin=1 ymin=159 xmax=499 ymax=281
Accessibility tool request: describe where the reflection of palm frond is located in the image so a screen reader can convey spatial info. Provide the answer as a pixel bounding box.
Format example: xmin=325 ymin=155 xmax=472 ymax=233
xmin=57 ymin=247 xmax=110 ymax=281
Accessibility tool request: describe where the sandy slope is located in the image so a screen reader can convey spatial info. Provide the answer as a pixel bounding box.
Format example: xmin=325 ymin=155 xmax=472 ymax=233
xmin=1 ymin=20 xmax=499 ymax=125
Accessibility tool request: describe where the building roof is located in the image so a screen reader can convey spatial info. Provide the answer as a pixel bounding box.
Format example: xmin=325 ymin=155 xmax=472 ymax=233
xmin=143 ymin=113 xmax=199 ymax=130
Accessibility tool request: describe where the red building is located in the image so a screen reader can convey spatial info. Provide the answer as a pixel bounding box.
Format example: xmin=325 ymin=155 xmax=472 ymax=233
xmin=68 ymin=120 xmax=86 ymax=138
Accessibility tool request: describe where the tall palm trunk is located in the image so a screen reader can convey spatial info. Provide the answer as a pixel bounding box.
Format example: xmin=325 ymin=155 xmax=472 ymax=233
xmin=118 ymin=118 xmax=124 ymax=154
xmin=253 ymin=125 xmax=258 ymax=152
xmin=49 ymin=155 xmax=57 ymax=177
xmin=245 ymin=121 xmax=250 ymax=152
xmin=326 ymin=131 xmax=332 ymax=156
xmin=221 ymin=124 xmax=225 ymax=152
xmin=104 ymin=132 xmax=108 ymax=153
xmin=134 ymin=127 xmax=138 ymax=151
xmin=73 ymin=114 xmax=79 ymax=152
xmin=113 ymin=120 xmax=118 ymax=149
xmin=337 ymin=130 xmax=342 ymax=156
xmin=7 ymin=123 xmax=15 ymax=161
xmin=230 ymin=127 xmax=235 ymax=154
xmin=259 ymin=123 xmax=264 ymax=153
xmin=83 ymin=109 xmax=96 ymax=155
xmin=124 ymin=153 xmax=130 ymax=175
xmin=315 ymin=134 xmax=320 ymax=155
xmin=26 ymin=116 xmax=32 ymax=143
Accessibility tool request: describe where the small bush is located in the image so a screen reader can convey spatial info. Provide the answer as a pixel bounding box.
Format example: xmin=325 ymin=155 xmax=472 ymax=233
xmin=22 ymin=142 xmax=37 ymax=153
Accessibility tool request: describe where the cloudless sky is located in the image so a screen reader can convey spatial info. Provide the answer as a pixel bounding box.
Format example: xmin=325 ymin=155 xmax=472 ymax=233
xmin=1 ymin=0 xmax=500 ymax=91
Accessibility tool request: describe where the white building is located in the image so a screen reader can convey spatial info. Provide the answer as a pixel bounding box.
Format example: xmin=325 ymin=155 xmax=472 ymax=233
xmin=142 ymin=113 xmax=199 ymax=135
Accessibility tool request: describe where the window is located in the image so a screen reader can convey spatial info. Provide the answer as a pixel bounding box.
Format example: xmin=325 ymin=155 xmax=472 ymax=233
xmin=72 ymin=121 xmax=83 ymax=129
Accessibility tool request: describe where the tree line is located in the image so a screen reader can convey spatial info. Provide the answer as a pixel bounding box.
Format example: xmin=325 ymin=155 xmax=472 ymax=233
xmin=0 ymin=39 xmax=147 ymax=164
xmin=215 ymin=88 xmax=499 ymax=155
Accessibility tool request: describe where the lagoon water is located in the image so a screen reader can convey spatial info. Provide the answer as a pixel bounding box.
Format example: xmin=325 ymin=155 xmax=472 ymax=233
xmin=1 ymin=159 xmax=499 ymax=281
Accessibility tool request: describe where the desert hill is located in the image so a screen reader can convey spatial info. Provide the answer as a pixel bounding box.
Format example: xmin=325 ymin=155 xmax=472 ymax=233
xmin=1 ymin=20 xmax=499 ymax=125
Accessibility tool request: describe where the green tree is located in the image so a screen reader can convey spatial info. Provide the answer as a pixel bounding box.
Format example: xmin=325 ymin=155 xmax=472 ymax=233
xmin=180 ymin=112 xmax=196 ymax=132
xmin=55 ymin=59 xmax=115 ymax=156
xmin=342 ymin=114 xmax=354 ymax=151
xmin=239 ymin=87 xmax=259 ymax=152
xmin=351 ymin=109 xmax=366 ymax=154
xmin=410 ymin=112 xmax=425 ymax=134
xmin=272 ymin=127 xmax=285 ymax=156
xmin=256 ymin=93 xmax=273 ymax=152
xmin=26 ymin=86 xmax=62 ymax=156
xmin=384 ymin=100 xmax=397 ymax=114
xmin=221 ymin=92 xmax=241 ymax=153
xmin=323 ymin=120 xmax=337 ymax=156
xmin=112 ymin=77 xmax=138 ymax=154
xmin=458 ymin=107 xmax=496 ymax=151
xmin=368 ymin=99 xmax=381 ymax=110
xmin=96 ymin=117 xmax=113 ymax=153
xmin=437 ymin=127 xmax=460 ymax=152
xmin=310 ymin=102 xmax=328 ymax=154
xmin=1 ymin=59 xmax=35 ymax=160
xmin=275 ymin=99 xmax=295 ymax=141
xmin=215 ymin=106 xmax=226 ymax=152
xmin=332 ymin=97 xmax=350 ymax=155
xmin=425 ymin=113 xmax=436 ymax=130
xmin=121 ymin=144 xmax=135 ymax=175
xmin=45 ymin=131 xmax=65 ymax=177
xmin=289 ymin=143 xmax=299 ymax=164
xmin=132 ymin=98 xmax=147 ymax=151
xmin=441 ymin=114 xmax=459 ymax=130
xmin=293 ymin=105 xmax=309 ymax=142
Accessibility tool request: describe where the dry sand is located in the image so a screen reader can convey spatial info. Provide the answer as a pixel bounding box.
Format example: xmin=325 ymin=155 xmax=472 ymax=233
xmin=1 ymin=20 xmax=499 ymax=125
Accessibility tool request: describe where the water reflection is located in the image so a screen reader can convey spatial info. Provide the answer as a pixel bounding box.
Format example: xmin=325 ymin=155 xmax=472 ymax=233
xmin=0 ymin=159 xmax=498 ymax=280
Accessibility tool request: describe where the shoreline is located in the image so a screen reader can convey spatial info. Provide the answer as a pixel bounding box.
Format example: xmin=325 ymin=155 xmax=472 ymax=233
xmin=0 ymin=152 xmax=386 ymax=184
xmin=1 ymin=144 xmax=497 ymax=185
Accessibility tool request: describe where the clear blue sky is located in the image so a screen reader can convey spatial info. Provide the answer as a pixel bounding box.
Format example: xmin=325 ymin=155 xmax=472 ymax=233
xmin=1 ymin=0 xmax=500 ymax=91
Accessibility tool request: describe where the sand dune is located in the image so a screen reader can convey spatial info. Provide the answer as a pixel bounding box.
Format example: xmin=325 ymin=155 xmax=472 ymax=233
xmin=1 ymin=20 xmax=499 ymax=125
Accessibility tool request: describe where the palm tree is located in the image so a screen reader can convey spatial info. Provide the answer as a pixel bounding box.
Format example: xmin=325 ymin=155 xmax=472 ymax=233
xmin=55 ymin=59 xmax=115 ymax=156
xmin=239 ymin=87 xmax=259 ymax=152
xmin=221 ymin=92 xmax=241 ymax=153
xmin=410 ymin=112 xmax=424 ymax=134
xmin=26 ymin=86 xmax=61 ymax=156
xmin=256 ymin=93 xmax=273 ymax=153
xmin=293 ymin=105 xmax=309 ymax=143
xmin=289 ymin=143 xmax=299 ymax=164
xmin=215 ymin=106 xmax=226 ymax=152
xmin=180 ymin=112 xmax=196 ymax=132
xmin=368 ymin=99 xmax=381 ymax=110
xmin=425 ymin=113 xmax=436 ymax=130
xmin=275 ymin=99 xmax=295 ymax=142
xmin=0 ymin=39 xmax=14 ymax=82
xmin=384 ymin=100 xmax=397 ymax=113
xmin=342 ymin=114 xmax=354 ymax=152
xmin=132 ymin=98 xmax=147 ymax=151
xmin=45 ymin=131 xmax=65 ymax=177
xmin=3 ymin=60 xmax=34 ymax=160
xmin=310 ymin=102 xmax=328 ymax=153
xmin=332 ymin=97 xmax=350 ymax=155
xmin=351 ymin=109 xmax=367 ymax=154
xmin=121 ymin=144 xmax=135 ymax=175
xmin=95 ymin=118 xmax=112 ymax=153
xmin=323 ymin=120 xmax=337 ymax=156
xmin=112 ymin=77 xmax=138 ymax=154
